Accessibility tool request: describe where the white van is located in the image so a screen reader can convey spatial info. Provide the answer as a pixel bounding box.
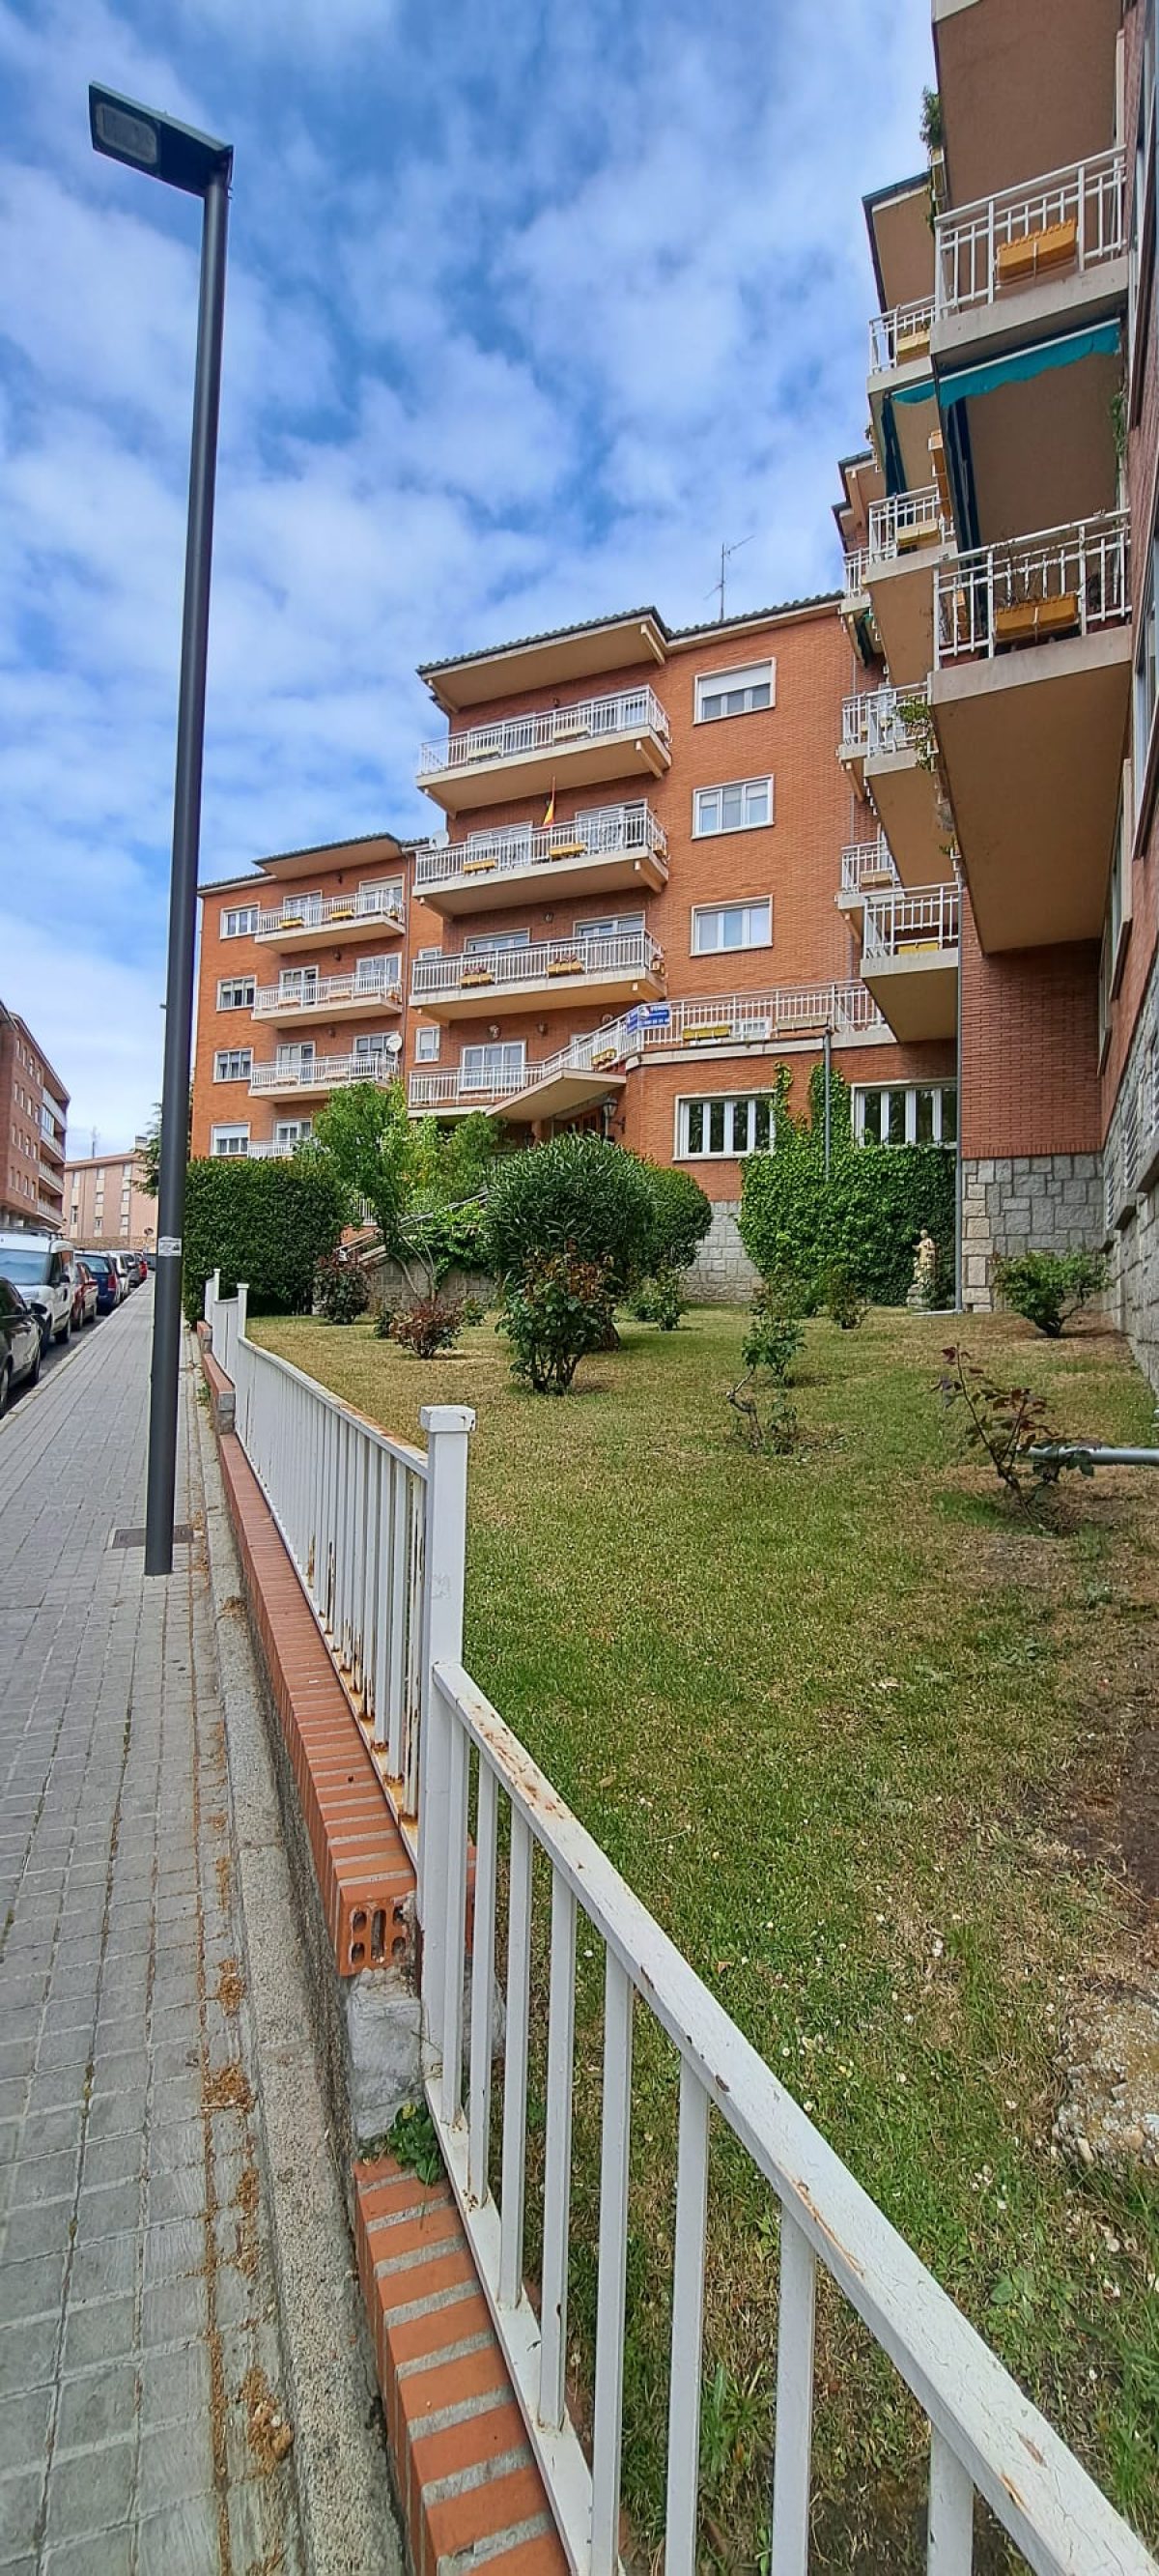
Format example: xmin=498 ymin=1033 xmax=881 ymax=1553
xmin=0 ymin=1234 xmax=76 ymax=1349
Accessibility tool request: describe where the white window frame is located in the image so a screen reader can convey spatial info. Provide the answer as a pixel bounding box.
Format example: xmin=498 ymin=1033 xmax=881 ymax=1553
xmin=278 ymin=965 xmax=320 ymax=1000
xmin=852 ymin=1083 xmax=957 ymax=1147
xmin=693 ymin=777 xmax=774 ymax=838
xmin=213 ymin=1048 xmax=253 ymax=1083
xmin=211 ymin=1125 xmax=250 ymax=1158
xmin=461 ymin=1040 xmax=525 ymax=1091
xmin=220 ymin=904 xmax=258 ymax=938
xmin=691 ymin=899 xmax=773 ymax=957
xmin=464 ymin=929 xmax=531 ymax=955
xmin=217 ymin=976 xmax=255 ymax=1010
xmin=415 ymin=1025 xmax=440 ymax=1062
xmin=693 ymin=660 xmax=776 ymax=724
xmin=274 ymin=1118 xmax=312 ymax=1147
xmin=575 ymin=911 xmax=645 ymax=944
xmin=675 ymin=1094 xmax=777 ymax=1160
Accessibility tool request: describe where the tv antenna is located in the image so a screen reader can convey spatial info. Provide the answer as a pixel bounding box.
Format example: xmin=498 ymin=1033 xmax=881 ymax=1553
xmin=709 ymin=533 xmax=754 ymax=622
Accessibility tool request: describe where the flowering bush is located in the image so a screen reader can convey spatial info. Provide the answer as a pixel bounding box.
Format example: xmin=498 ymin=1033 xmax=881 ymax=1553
xmin=498 ymin=1251 xmax=615 ymax=1393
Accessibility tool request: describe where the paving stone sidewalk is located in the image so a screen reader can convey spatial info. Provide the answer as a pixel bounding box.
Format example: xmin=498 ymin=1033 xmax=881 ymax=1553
xmin=0 ymin=1287 xmax=303 ymax=2575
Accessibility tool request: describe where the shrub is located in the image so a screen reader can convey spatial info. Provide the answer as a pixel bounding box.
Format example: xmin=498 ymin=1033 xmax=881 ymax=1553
xmin=640 ymin=1165 xmax=713 ymax=1275
xmin=314 ymin=1252 xmax=370 ymax=1325
xmin=993 ymin=1249 xmax=1108 ymax=1338
xmin=727 ymin=1377 xmax=800 ymax=1456
xmin=739 ymin=1066 xmax=954 ymax=1309
xmin=461 ymin=1294 xmax=489 ymax=1328
xmin=379 ymin=1298 xmax=465 ymax=1359
xmin=183 ymin=1157 xmax=348 ymax=1325
xmin=484 ymin=1134 xmax=654 ymax=1293
xmin=742 ymin=1283 xmax=804 ymax=1383
xmin=821 ymin=1261 xmax=866 ymax=1330
xmin=498 ymin=1251 xmax=615 ymax=1394
xmin=937 ymin=1345 xmax=1062 ymax=1505
xmin=630 ymin=1269 xmax=687 ymax=1331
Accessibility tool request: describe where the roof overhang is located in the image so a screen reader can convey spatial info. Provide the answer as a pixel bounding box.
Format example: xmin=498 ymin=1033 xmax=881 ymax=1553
xmin=496 ymin=1068 xmax=627 ymax=1125
xmin=863 ymin=171 xmax=936 ymax=315
xmin=421 ymin=615 xmax=666 ymax=714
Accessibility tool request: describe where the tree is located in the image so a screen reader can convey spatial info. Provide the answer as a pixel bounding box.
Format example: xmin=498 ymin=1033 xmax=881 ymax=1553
xmin=136 ymin=1091 xmax=192 ymax=1199
xmin=483 ymin=1132 xmax=655 ymax=1292
xmin=310 ymin=1083 xmax=499 ymax=1299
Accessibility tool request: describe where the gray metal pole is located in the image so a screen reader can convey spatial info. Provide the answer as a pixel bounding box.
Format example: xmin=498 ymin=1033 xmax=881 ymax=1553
xmin=823 ymin=1025 xmax=833 ymax=1181
xmin=146 ymin=168 xmax=229 ymax=1576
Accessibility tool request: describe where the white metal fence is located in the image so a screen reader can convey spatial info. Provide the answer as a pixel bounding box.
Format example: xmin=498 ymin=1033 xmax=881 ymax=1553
xmin=840 ymin=835 xmax=901 ymax=894
xmin=862 ymin=883 xmax=960 ymax=958
xmin=252 ymin=968 xmax=403 ymax=1018
xmin=936 ymin=514 xmax=1130 ymax=663
xmin=868 ymin=295 xmax=934 ymax=372
xmin=413 ymin=802 xmax=667 ymax=894
xmin=936 ymin=150 xmax=1125 ymax=313
xmin=248 ymin=1052 xmax=397 ymax=1097
xmin=203 ymin=1287 xmax=1158 ymax=2576
xmin=419 ymin=685 xmax=671 ymax=778
xmin=841 ymin=684 xmax=931 ymax=759
xmin=410 ymin=930 xmax=664 ymax=1002
xmin=253 ymin=887 xmax=405 ymax=940
xmin=866 ymin=485 xmax=948 ymax=561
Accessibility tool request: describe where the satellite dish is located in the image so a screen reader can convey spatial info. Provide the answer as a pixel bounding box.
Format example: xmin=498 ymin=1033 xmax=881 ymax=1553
xmin=383 ymin=1032 xmax=403 ymax=1056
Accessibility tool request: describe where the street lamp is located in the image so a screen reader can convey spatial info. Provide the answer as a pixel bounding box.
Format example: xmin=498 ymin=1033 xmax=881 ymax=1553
xmin=90 ymin=84 xmax=233 ymax=1577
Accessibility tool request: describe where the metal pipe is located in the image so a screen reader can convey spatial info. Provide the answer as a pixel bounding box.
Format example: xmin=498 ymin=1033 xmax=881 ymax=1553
xmin=823 ymin=1024 xmax=833 ymax=1179
xmin=1029 ymin=1445 xmax=1159 ymax=1471
xmin=146 ymin=167 xmax=230 ymax=1576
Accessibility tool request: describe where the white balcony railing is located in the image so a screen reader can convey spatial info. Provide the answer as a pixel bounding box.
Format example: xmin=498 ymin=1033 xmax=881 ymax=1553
xmin=937 ymin=149 xmax=1125 ymax=314
xmin=408 ymin=1071 xmax=508 ymax=1112
xmin=412 ymin=801 xmax=667 ymax=894
xmin=866 ymin=486 xmax=949 ymax=563
xmin=862 ymin=883 xmax=960 ymax=959
xmin=935 ymin=512 xmax=1130 ymax=663
xmin=410 ymin=930 xmax=664 ymax=1002
xmin=253 ymin=888 xmax=405 ymax=938
xmin=249 ymin=1053 xmax=397 ymax=1095
xmin=840 ymin=835 xmax=902 ymax=895
xmin=252 ymin=969 xmax=402 ymax=1020
xmin=841 ymin=684 xmax=932 ymax=759
xmin=868 ymin=296 xmax=935 ymax=373
xmin=419 ymin=685 xmax=670 ymax=779
xmin=247 ymin=1138 xmax=310 ymax=1159
xmin=841 ymin=547 xmax=869 ymax=600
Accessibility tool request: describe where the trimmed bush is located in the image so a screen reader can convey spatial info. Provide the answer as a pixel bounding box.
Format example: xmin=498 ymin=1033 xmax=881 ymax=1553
xmin=640 ymin=1166 xmax=713 ymax=1274
xmin=739 ymin=1067 xmax=955 ymax=1308
xmin=184 ymin=1158 xmax=348 ymax=1324
xmin=381 ymin=1298 xmax=466 ymax=1359
xmin=484 ymin=1134 xmax=654 ymax=1291
xmin=314 ymin=1252 xmax=370 ymax=1325
xmin=993 ymin=1249 xmax=1108 ymax=1338
xmin=498 ymin=1251 xmax=615 ymax=1393
xmin=630 ymin=1269 xmax=688 ymax=1331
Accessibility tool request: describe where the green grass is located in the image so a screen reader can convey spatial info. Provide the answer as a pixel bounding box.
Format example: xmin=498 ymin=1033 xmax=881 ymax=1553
xmin=252 ymin=1302 xmax=1159 ymax=2567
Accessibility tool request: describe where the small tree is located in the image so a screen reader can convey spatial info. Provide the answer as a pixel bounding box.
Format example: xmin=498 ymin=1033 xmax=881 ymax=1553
xmin=640 ymin=1166 xmax=713 ymax=1276
xmin=311 ymin=1084 xmax=497 ymax=1302
xmin=993 ymin=1250 xmax=1107 ymax=1338
xmin=314 ymin=1251 xmax=370 ymax=1324
xmin=498 ymin=1252 xmax=615 ymax=1393
xmin=136 ymin=1092 xmax=192 ymax=1199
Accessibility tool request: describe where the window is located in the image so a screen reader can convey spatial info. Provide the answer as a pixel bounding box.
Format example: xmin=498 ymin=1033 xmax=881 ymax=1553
xmin=853 ymin=1083 xmax=957 ymax=1146
xmin=352 ymin=1031 xmax=393 ymax=1058
xmin=415 ymin=1026 xmax=440 ymax=1062
xmin=213 ymin=1048 xmax=253 ymax=1082
xmin=677 ymin=1095 xmax=776 ymax=1159
xmin=217 ymin=977 xmax=255 ymax=1010
xmin=279 ymin=966 xmax=319 ymax=1001
xmin=274 ymin=1119 xmax=312 ymax=1147
xmin=212 ymin=1126 xmax=250 ymax=1158
xmin=464 ymin=930 xmax=531 ymax=954
xmin=462 ymin=1041 xmax=525 ymax=1091
xmin=220 ymin=904 xmax=258 ymax=937
xmin=1135 ymin=513 xmax=1159 ymax=819
xmin=576 ymin=912 xmax=644 ymax=945
xmin=691 ymin=900 xmax=772 ymax=955
xmin=694 ymin=660 xmax=775 ymax=723
xmin=693 ymin=777 xmax=773 ymax=836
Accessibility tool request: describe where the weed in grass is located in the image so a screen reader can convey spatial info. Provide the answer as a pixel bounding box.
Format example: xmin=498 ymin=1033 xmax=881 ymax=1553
xmin=386 ymin=2100 xmax=442 ymax=2186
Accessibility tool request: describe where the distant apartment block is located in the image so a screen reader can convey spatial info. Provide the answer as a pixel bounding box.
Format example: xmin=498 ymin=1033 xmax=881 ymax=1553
xmin=0 ymin=1000 xmax=69 ymax=1236
xmin=65 ymin=1146 xmax=156 ymax=1251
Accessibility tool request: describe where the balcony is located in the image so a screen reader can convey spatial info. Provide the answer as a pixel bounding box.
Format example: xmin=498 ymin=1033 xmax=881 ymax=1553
xmin=930 ymin=514 xmax=1131 ymax=949
xmin=251 ymin=969 xmax=403 ymax=1026
xmin=411 ymin=802 xmax=669 ymax=917
xmin=408 ymin=1071 xmax=510 ymax=1117
xmin=249 ymin=1054 xmax=397 ymax=1101
xmin=838 ymin=833 xmax=902 ymax=927
xmin=417 ymin=686 xmax=671 ymax=816
xmin=39 ymin=1127 xmax=65 ymax=1166
xmin=410 ymin=930 xmax=666 ymax=1022
xmin=932 ymin=152 xmax=1126 ymax=540
xmin=839 ymin=686 xmax=950 ymax=885
xmin=867 ymin=298 xmax=936 ymax=496
xmin=860 ymin=884 xmax=959 ymax=1042
xmin=252 ymin=887 xmax=405 ymax=949
xmin=838 ymin=549 xmax=879 ymax=665
xmin=862 ymin=488 xmax=955 ymax=678
xmin=492 ymin=984 xmax=887 ymax=1124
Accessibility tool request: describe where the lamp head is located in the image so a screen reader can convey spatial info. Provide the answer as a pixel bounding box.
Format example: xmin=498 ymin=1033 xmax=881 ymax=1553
xmin=89 ymin=85 xmax=233 ymax=195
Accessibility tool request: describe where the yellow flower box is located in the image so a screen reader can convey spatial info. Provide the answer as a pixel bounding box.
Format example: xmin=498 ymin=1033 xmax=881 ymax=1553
xmin=460 ymin=969 xmax=495 ymax=987
xmin=547 ymin=959 xmax=584 ymax=975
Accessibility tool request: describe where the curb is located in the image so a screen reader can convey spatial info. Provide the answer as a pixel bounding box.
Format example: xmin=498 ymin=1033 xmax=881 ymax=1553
xmin=194 ymin=1356 xmax=404 ymax=2576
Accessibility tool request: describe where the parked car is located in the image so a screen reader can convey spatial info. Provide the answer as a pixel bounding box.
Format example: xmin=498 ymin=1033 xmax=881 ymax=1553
xmin=0 ymin=1277 xmax=42 ymax=1413
xmin=111 ymin=1254 xmax=131 ymax=1300
xmin=131 ymin=1252 xmax=149 ymax=1285
xmin=0 ymin=1235 xmax=75 ymax=1348
xmin=71 ymin=1262 xmax=99 ymax=1331
xmin=77 ymin=1252 xmax=120 ymax=1316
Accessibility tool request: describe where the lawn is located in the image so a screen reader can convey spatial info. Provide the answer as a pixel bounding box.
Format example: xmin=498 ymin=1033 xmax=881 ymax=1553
xmin=251 ymin=1301 xmax=1159 ymax=2568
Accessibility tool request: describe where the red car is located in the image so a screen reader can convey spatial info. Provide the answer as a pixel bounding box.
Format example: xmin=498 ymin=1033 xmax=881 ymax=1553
xmin=71 ymin=1262 xmax=99 ymax=1331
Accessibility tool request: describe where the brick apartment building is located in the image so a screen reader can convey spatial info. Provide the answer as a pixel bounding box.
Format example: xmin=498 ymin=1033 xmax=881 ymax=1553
xmin=192 ymin=610 xmax=956 ymax=1292
xmin=0 ymin=1001 xmax=68 ymax=1237
xmin=64 ymin=1146 xmax=156 ymax=1252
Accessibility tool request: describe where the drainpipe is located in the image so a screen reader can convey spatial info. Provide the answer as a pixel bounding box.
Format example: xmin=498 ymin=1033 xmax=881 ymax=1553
xmin=953 ymin=892 xmax=964 ymax=1311
xmin=823 ymin=1024 xmax=833 ymax=1180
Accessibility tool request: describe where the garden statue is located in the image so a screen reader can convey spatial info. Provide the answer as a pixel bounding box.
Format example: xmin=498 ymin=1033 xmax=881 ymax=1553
xmin=907 ymin=1228 xmax=938 ymax=1309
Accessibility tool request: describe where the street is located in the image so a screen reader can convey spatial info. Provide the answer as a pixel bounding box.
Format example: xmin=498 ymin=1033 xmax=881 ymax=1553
xmin=9 ymin=1275 xmax=148 ymax=1411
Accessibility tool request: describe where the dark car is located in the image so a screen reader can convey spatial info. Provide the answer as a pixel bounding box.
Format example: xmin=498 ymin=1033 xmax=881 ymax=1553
xmin=0 ymin=1278 xmax=42 ymax=1414
xmin=78 ymin=1252 xmax=120 ymax=1317
xmin=71 ymin=1262 xmax=99 ymax=1331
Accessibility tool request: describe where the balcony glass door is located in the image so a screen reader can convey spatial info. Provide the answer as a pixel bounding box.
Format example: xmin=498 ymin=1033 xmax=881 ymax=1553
xmin=277 ymin=1043 xmax=315 ymax=1073
xmin=279 ymin=967 xmax=319 ymax=1003
xmin=461 ymin=1042 xmax=525 ymax=1091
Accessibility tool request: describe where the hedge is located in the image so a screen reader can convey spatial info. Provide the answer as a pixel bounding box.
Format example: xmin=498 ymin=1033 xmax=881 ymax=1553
xmin=738 ymin=1067 xmax=955 ymax=1307
xmin=183 ymin=1158 xmax=349 ymax=1324
xmin=483 ymin=1133 xmax=656 ymax=1289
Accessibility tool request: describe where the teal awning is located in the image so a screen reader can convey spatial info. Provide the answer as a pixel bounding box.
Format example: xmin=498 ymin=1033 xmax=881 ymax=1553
xmin=893 ymin=317 xmax=1121 ymax=407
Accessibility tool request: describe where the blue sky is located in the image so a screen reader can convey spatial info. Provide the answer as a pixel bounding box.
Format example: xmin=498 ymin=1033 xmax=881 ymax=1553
xmin=0 ymin=0 xmax=932 ymax=1151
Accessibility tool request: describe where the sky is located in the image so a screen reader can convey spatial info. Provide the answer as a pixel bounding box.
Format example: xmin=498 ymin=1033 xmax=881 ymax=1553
xmin=0 ymin=0 xmax=932 ymax=1154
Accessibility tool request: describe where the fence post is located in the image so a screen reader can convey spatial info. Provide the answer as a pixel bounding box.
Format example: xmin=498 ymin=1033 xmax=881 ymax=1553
xmin=206 ymin=1269 xmax=220 ymax=1346
xmin=237 ymin=1281 xmax=248 ymax=1341
xmin=417 ymin=1405 xmax=475 ymax=2050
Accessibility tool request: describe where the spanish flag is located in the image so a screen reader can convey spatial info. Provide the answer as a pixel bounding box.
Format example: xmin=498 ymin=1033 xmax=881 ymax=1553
xmin=542 ymin=783 xmax=556 ymax=828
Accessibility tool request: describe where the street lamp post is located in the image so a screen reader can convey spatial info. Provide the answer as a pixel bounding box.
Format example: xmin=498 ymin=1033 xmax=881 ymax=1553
xmin=89 ymin=87 xmax=233 ymax=1577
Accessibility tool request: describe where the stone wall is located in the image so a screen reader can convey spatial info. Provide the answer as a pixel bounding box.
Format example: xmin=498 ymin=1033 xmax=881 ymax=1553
xmin=961 ymin=1155 xmax=1104 ymax=1310
xmin=1104 ymin=940 xmax=1159 ymax=1390
xmin=685 ymin=1201 xmax=760 ymax=1305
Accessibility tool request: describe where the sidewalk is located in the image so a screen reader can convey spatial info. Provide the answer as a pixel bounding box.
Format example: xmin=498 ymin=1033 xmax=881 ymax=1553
xmin=0 ymin=1288 xmax=302 ymax=2575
